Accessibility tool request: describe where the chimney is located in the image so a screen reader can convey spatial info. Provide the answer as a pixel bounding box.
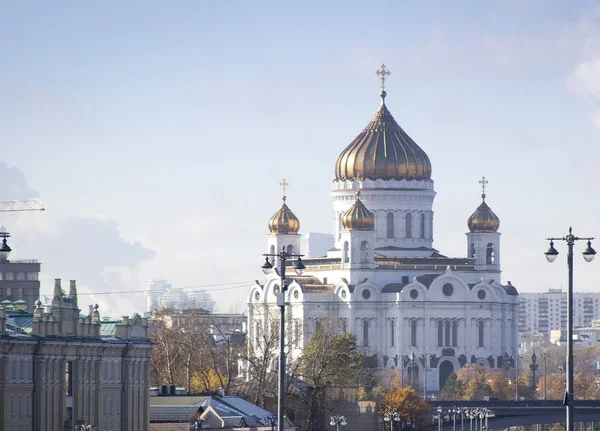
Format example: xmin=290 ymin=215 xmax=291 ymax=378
xmin=69 ymin=280 xmax=78 ymax=307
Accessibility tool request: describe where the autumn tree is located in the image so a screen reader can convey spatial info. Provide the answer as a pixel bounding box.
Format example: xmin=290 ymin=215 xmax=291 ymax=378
xmin=379 ymin=387 xmax=429 ymax=430
xmin=457 ymin=365 xmax=492 ymax=400
xmin=438 ymin=373 xmax=464 ymax=400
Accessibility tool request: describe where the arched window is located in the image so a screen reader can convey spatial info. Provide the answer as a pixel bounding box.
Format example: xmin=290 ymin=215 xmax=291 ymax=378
xmin=390 ymin=319 xmax=395 ymax=347
xmin=478 ymin=320 xmax=485 ymax=347
xmin=420 ymin=212 xmax=426 ymax=238
xmin=255 ymin=321 xmax=262 ymax=346
xmin=445 ymin=320 xmax=451 ymax=347
xmin=387 ymin=213 xmax=394 ymax=238
xmin=287 ymin=245 xmax=294 ymax=255
xmin=452 ymin=321 xmax=458 ymax=347
xmin=337 ymin=213 xmax=342 ymax=240
xmin=362 ymin=320 xmax=369 ymax=347
xmin=410 ymin=320 xmax=417 ymax=347
xmin=360 ymin=241 xmax=368 ymax=263
xmin=294 ymin=320 xmax=301 ymax=348
xmin=486 ymin=243 xmax=495 ymax=265
xmin=270 ymin=245 xmax=275 ymax=264
xmin=437 ymin=320 xmax=443 ymax=346
xmin=343 ymin=241 xmax=349 ymax=263
xmin=406 ymin=213 xmax=412 ymax=238
xmin=470 ymin=243 xmax=476 ymax=259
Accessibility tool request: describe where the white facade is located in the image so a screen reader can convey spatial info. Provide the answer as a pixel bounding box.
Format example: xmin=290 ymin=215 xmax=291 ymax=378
xmin=247 ymin=86 xmax=520 ymax=393
xmin=146 ymin=280 xmax=215 ymax=313
xmin=519 ymin=289 xmax=600 ymax=337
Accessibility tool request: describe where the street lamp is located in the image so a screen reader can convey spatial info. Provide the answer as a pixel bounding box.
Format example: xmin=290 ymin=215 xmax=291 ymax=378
xmin=544 ymin=227 xmax=596 ymax=431
xmin=435 ymin=407 xmax=443 ymax=431
xmin=74 ymin=423 xmax=96 ymax=431
xmin=421 ymin=353 xmax=430 ymax=400
xmin=191 ymin=418 xmax=204 ymax=431
xmin=383 ymin=412 xmax=401 ymax=431
xmin=261 ymin=247 xmax=306 ymax=431
xmin=330 ymin=415 xmax=347 ymax=431
xmin=542 ymin=352 xmax=551 ymax=401
xmin=263 ymin=415 xmax=277 ymax=431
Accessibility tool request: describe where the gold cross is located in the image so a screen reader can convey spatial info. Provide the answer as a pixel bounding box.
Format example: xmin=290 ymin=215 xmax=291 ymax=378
xmin=280 ymin=178 xmax=289 ymax=197
xmin=479 ymin=176 xmax=489 ymax=195
xmin=376 ymin=64 xmax=391 ymax=90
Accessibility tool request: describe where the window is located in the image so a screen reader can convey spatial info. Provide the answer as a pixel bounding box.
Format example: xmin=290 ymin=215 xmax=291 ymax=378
xmin=452 ymin=321 xmax=458 ymax=347
xmin=410 ymin=320 xmax=417 ymax=347
xmin=343 ymin=241 xmax=349 ymax=263
xmin=6 ymin=288 xmax=11 ymax=297
xmin=269 ymin=245 xmax=275 ymax=264
xmin=255 ymin=321 xmax=262 ymax=346
xmin=486 ymin=243 xmax=495 ymax=265
xmin=5 ymin=272 xmax=14 ymax=280
xmin=287 ymin=245 xmax=294 ymax=255
xmin=362 ymin=320 xmax=369 ymax=347
xmin=478 ymin=321 xmax=484 ymax=347
xmin=405 ymin=213 xmax=412 ymax=239
xmin=438 ymin=321 xmax=443 ymax=346
xmin=387 ymin=213 xmax=394 ymax=238
xmin=420 ymin=213 xmax=426 ymax=238
xmin=445 ymin=320 xmax=451 ymax=347
xmin=16 ymin=272 xmax=25 ymax=281
xmin=17 ymin=288 xmax=23 ymax=299
xmin=360 ymin=241 xmax=368 ymax=263
xmin=390 ymin=320 xmax=395 ymax=347
xmin=470 ymin=243 xmax=476 ymax=259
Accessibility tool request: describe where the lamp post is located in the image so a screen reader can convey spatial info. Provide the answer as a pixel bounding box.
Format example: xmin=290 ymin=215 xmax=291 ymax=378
xmin=543 ymin=353 xmax=550 ymax=401
xmin=435 ymin=407 xmax=443 ymax=431
xmin=192 ymin=418 xmax=204 ymax=431
xmin=261 ymin=247 xmax=306 ymax=431
xmin=513 ymin=354 xmax=522 ymax=401
xmin=544 ymin=227 xmax=596 ymax=431
xmin=383 ymin=412 xmax=400 ymax=431
xmin=264 ymin=415 xmax=277 ymax=431
xmin=421 ymin=353 xmax=430 ymax=400
xmin=74 ymin=423 xmax=97 ymax=431
xmin=330 ymin=415 xmax=347 ymax=431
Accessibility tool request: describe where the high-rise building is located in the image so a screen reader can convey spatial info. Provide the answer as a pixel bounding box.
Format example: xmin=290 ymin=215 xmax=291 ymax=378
xmin=0 ymin=227 xmax=40 ymax=311
xmin=518 ymin=289 xmax=600 ymax=337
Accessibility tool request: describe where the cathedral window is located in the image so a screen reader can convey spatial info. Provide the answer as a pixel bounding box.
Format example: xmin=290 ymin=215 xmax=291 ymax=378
xmin=445 ymin=320 xmax=451 ymax=347
xmin=420 ymin=213 xmax=426 ymax=238
xmin=478 ymin=320 xmax=485 ymax=347
xmin=405 ymin=213 xmax=412 ymax=238
xmin=360 ymin=241 xmax=369 ymax=263
xmin=287 ymin=245 xmax=294 ymax=255
xmin=269 ymin=245 xmax=275 ymax=264
xmin=486 ymin=243 xmax=495 ymax=264
xmin=390 ymin=320 xmax=395 ymax=347
xmin=387 ymin=213 xmax=394 ymax=238
xmin=255 ymin=321 xmax=262 ymax=346
xmin=362 ymin=320 xmax=369 ymax=347
xmin=437 ymin=321 xmax=443 ymax=346
xmin=410 ymin=320 xmax=417 ymax=347
xmin=294 ymin=320 xmax=301 ymax=348
xmin=343 ymin=242 xmax=349 ymax=263
xmin=452 ymin=321 xmax=458 ymax=347
xmin=470 ymin=243 xmax=476 ymax=259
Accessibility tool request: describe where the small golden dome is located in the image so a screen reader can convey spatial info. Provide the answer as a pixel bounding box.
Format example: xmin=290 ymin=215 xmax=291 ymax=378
xmin=342 ymin=192 xmax=375 ymax=231
xmin=468 ymin=194 xmax=500 ymax=233
xmin=335 ymin=91 xmax=432 ymax=182
xmin=268 ymin=197 xmax=300 ymax=235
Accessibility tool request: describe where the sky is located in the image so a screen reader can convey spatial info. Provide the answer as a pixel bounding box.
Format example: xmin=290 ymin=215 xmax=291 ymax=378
xmin=1 ymin=1 xmax=600 ymax=318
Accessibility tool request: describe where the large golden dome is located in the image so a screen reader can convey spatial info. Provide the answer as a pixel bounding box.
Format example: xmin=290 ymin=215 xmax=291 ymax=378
xmin=468 ymin=194 xmax=500 ymax=233
xmin=335 ymin=91 xmax=432 ymax=181
xmin=268 ymin=197 xmax=300 ymax=235
xmin=342 ymin=192 xmax=375 ymax=231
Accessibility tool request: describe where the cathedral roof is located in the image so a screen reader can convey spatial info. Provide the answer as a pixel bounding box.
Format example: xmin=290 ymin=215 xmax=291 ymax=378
xmin=289 ymin=275 xmax=335 ymax=293
xmin=341 ymin=192 xmax=375 ymax=231
xmin=467 ymin=194 xmax=500 ymax=233
xmin=504 ymin=281 xmax=518 ymax=296
xmin=334 ymin=90 xmax=432 ymax=182
xmin=268 ymin=197 xmax=300 ymax=235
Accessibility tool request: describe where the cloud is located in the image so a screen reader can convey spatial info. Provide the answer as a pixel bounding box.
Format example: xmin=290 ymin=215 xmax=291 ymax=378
xmin=0 ymin=162 xmax=39 ymax=200
xmin=0 ymin=162 xmax=156 ymax=317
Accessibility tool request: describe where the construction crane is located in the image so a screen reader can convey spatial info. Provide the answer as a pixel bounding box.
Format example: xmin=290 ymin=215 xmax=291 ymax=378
xmin=0 ymin=200 xmax=45 ymax=212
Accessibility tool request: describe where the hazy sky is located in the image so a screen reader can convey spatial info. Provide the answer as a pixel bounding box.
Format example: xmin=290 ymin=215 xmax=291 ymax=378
xmin=1 ymin=1 xmax=600 ymax=317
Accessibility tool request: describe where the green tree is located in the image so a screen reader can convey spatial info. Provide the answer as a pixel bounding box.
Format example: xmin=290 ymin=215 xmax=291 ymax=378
xmin=438 ymin=373 xmax=464 ymax=400
xmin=297 ymin=327 xmax=365 ymax=431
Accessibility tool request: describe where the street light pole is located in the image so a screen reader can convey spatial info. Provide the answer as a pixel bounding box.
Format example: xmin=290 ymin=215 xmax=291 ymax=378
xmin=543 ymin=353 xmax=550 ymax=401
xmin=422 ymin=353 xmax=429 ymax=400
xmin=330 ymin=415 xmax=347 ymax=431
xmin=383 ymin=412 xmax=400 ymax=431
xmin=261 ymin=248 xmax=306 ymax=431
xmin=545 ymin=228 xmax=596 ymax=431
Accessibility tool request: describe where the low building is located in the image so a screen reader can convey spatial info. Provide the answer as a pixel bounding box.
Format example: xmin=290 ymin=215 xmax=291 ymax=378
xmin=0 ymin=279 xmax=154 ymax=431
xmin=550 ymin=327 xmax=600 ymax=347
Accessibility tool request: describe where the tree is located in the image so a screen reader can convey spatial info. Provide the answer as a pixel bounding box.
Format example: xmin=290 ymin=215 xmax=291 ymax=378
xmin=296 ymin=325 xmax=365 ymax=431
xmin=457 ymin=365 xmax=492 ymax=400
xmin=488 ymin=372 xmax=511 ymax=400
xmin=438 ymin=373 xmax=464 ymax=400
xmin=379 ymin=387 xmax=429 ymax=430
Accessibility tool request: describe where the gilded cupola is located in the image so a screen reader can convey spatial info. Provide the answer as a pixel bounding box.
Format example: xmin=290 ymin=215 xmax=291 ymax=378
xmin=467 ymin=177 xmax=500 ymax=233
xmin=334 ymin=64 xmax=432 ymax=182
xmin=342 ymin=191 xmax=375 ymax=231
xmin=268 ymin=179 xmax=300 ymax=235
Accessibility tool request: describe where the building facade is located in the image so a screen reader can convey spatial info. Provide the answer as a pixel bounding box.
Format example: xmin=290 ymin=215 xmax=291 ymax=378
xmin=247 ymin=74 xmax=520 ymax=392
xmin=0 ymin=279 xmax=153 ymax=431
xmin=0 ymin=228 xmax=40 ymax=311
xmin=519 ymin=289 xmax=600 ymax=337
xmin=146 ymin=279 xmax=215 ymax=313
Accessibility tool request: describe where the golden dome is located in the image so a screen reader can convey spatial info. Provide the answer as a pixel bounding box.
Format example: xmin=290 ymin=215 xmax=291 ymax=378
xmin=468 ymin=194 xmax=500 ymax=233
xmin=268 ymin=197 xmax=300 ymax=235
xmin=342 ymin=192 xmax=375 ymax=231
xmin=335 ymin=91 xmax=432 ymax=182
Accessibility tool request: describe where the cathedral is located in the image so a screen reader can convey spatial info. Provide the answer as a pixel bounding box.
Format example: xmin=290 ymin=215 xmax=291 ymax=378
xmin=247 ymin=66 xmax=519 ymax=393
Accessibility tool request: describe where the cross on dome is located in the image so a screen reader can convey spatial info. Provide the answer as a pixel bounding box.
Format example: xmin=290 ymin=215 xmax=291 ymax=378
xmin=479 ymin=176 xmax=489 ymax=199
xmin=376 ymin=64 xmax=391 ymax=90
xmin=280 ymin=178 xmax=289 ymax=201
